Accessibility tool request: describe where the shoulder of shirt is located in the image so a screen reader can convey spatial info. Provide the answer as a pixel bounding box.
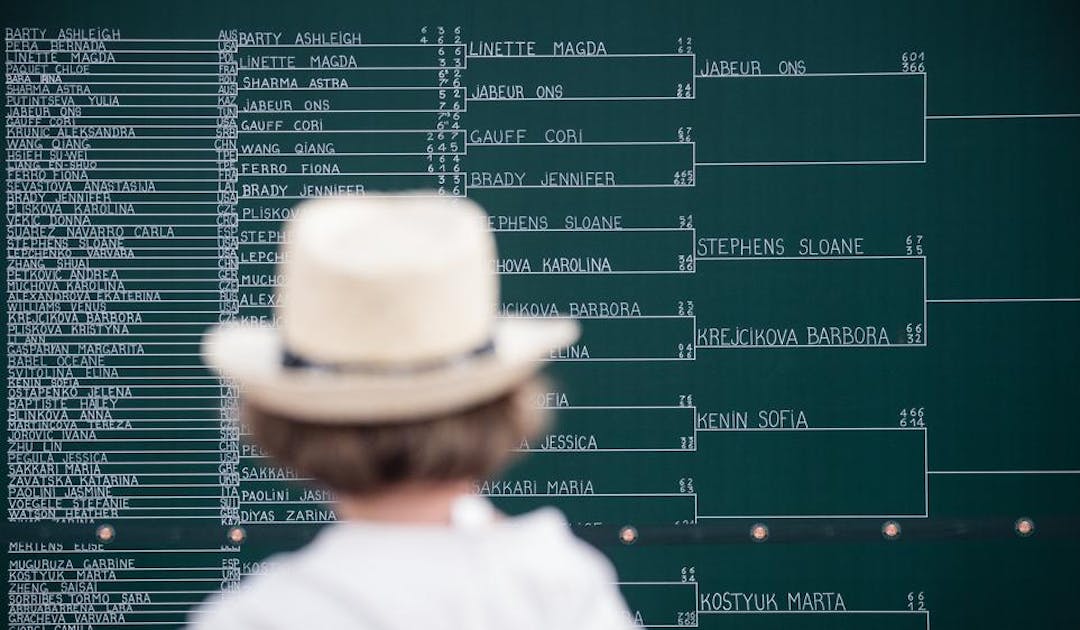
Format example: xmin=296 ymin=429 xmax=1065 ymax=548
xmin=495 ymin=506 xmax=620 ymax=579
xmin=187 ymin=549 xmax=317 ymax=628
xmin=500 ymin=508 xmax=635 ymax=627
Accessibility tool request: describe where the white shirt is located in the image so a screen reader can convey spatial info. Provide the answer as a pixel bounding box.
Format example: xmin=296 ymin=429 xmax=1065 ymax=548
xmin=187 ymin=497 xmax=638 ymax=629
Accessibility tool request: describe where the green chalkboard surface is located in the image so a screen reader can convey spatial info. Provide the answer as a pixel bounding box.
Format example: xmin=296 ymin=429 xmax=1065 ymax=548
xmin=3 ymin=1 xmax=1079 ymax=627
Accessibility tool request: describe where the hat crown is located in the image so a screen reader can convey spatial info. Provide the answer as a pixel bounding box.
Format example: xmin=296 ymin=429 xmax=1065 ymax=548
xmin=278 ymin=195 xmax=497 ymax=365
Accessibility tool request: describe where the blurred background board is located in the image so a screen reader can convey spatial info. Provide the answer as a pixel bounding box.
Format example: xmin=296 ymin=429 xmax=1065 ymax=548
xmin=3 ymin=1 xmax=1079 ymax=627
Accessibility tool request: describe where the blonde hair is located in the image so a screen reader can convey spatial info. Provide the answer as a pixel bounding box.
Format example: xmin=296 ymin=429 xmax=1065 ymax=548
xmin=241 ymin=378 xmax=549 ymax=496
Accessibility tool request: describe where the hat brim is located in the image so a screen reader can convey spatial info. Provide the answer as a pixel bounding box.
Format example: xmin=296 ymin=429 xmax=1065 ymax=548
xmin=202 ymin=317 xmax=579 ymax=423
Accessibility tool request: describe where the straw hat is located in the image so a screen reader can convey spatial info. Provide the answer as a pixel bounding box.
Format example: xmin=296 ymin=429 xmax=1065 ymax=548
xmin=201 ymin=194 xmax=579 ymax=423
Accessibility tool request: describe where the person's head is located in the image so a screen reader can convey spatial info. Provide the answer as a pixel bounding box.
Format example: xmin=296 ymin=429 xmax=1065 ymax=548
xmin=240 ymin=378 xmax=549 ymax=497
xmin=202 ymin=194 xmax=579 ymax=497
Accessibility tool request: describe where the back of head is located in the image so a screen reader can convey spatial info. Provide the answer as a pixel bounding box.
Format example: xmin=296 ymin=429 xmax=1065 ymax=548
xmin=242 ymin=377 xmax=550 ymax=497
